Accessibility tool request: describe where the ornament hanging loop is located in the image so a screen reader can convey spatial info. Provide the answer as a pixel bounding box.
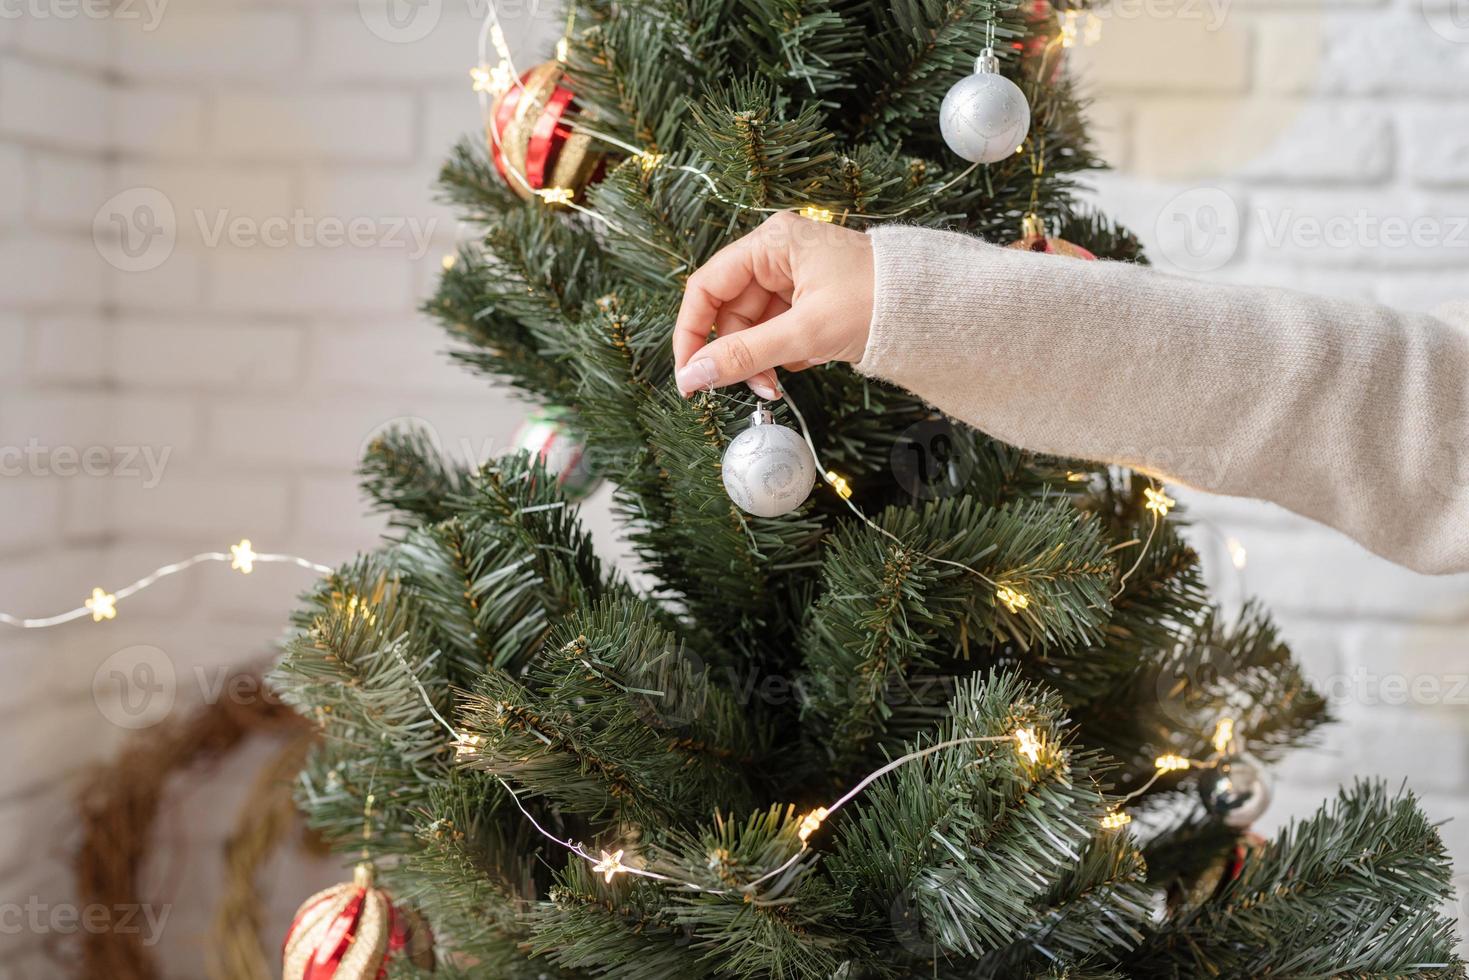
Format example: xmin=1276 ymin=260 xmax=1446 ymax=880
xmin=975 ymin=47 xmax=1001 ymax=74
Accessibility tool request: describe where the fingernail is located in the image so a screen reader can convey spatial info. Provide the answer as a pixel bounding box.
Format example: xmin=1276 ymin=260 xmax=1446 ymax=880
xmin=675 ymin=357 xmax=717 ymax=395
xmin=748 ymin=380 xmax=777 ymax=400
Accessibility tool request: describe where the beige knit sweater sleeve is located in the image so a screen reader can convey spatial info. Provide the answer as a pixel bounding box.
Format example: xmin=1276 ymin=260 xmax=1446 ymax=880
xmin=855 ymin=224 xmax=1469 ymax=575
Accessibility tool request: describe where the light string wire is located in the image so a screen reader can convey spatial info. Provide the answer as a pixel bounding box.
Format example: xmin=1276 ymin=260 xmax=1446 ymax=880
xmin=775 ymin=387 xmax=998 ymax=590
xmin=0 ymin=543 xmax=333 ymax=630
xmin=474 ymin=7 xmax=1156 ymax=608
xmin=401 ymin=649 xmax=1244 ymax=889
xmin=779 ymin=384 xmax=1177 ymax=612
xmin=468 ymin=0 xmax=991 ymax=265
xmin=398 ymin=656 xmax=1029 ymax=896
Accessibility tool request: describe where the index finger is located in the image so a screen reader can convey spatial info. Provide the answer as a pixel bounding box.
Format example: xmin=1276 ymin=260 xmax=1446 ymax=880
xmin=673 ymin=222 xmax=792 ymax=370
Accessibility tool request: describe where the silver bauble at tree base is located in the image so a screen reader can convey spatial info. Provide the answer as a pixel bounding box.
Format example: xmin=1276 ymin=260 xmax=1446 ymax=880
xmin=939 ymin=47 xmax=1032 ymax=165
xmin=721 ymin=407 xmax=818 ymax=518
xmin=1198 ymin=754 xmax=1273 ymax=828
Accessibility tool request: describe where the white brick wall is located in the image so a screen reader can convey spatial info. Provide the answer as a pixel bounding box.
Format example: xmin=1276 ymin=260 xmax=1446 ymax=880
xmin=0 ymin=0 xmax=1465 ymax=973
xmin=1073 ymin=0 xmax=1469 ymax=936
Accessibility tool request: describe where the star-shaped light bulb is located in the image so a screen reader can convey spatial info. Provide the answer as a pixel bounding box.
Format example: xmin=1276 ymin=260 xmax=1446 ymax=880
xmin=592 ymin=849 xmax=627 ymax=883
xmin=86 ymin=588 xmax=117 ymax=622
xmin=996 ymin=585 xmax=1030 ymax=614
xmin=797 ymin=807 xmax=829 ymax=843
xmin=453 ymin=733 xmax=484 ymax=759
xmin=824 ymin=471 xmax=853 ymax=500
xmin=1143 ymin=486 xmax=1176 ymax=517
xmin=536 ymin=187 xmax=575 ymax=206
xmin=1212 ymin=717 xmax=1236 ymax=754
xmin=230 ymin=538 xmax=257 ymax=575
xmin=470 ymin=63 xmax=514 ymax=96
xmin=799 ymin=206 xmax=834 ymax=223
xmin=1154 ymin=754 xmax=1191 ymax=773
xmin=1014 ymin=727 xmax=1042 ymax=764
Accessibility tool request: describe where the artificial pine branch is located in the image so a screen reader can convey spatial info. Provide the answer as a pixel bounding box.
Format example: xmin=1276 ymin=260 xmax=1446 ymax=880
xmin=1131 ymin=781 xmax=1464 ymax=979
xmin=269 ymin=0 xmax=1464 ymax=972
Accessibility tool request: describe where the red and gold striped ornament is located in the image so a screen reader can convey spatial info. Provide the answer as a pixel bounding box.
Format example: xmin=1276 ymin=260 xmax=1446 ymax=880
xmin=283 ymin=864 xmax=434 ymax=980
xmin=511 ymin=405 xmax=602 ymax=502
xmin=1005 ymin=212 xmax=1097 ymax=260
xmin=488 ymin=60 xmax=603 ymax=201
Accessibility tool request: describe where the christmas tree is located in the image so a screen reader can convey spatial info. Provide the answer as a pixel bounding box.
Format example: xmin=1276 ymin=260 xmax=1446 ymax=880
xmin=272 ymin=0 xmax=1464 ymax=976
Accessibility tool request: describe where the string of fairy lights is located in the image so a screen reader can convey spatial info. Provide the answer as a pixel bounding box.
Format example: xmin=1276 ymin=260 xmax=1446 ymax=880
xmin=403 ymin=651 xmax=1241 ymax=890
xmin=0 ymin=0 xmax=1256 ymax=905
xmin=0 ymin=540 xmax=331 ymax=629
xmin=466 ymin=0 xmax=1105 ymax=261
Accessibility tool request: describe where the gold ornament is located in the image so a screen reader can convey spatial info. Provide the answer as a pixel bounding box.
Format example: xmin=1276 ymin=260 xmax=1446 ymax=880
xmin=282 ymin=864 xmax=435 ymax=980
xmin=1005 ymin=212 xmax=1097 ymax=260
xmin=488 ymin=60 xmax=602 ymax=202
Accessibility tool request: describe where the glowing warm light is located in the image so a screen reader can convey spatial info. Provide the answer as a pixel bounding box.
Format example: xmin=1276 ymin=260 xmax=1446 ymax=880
xmin=536 ymin=187 xmax=575 ymax=206
xmin=85 ymin=588 xmax=117 ymax=622
xmin=1059 ymin=11 xmax=1079 ymax=48
xmin=1227 ymin=537 xmax=1248 ymax=570
xmin=339 ymin=593 xmax=377 ymax=627
xmin=592 ymin=849 xmax=627 ymax=883
xmin=1084 ymin=13 xmax=1103 ymax=45
xmin=1143 ymin=486 xmax=1176 ymax=517
xmin=470 ymin=63 xmax=514 ymax=95
xmin=453 ymin=733 xmax=484 ymax=758
xmin=996 ymin=586 xmax=1030 ymax=614
xmin=636 ymin=150 xmax=666 ymax=172
xmin=1101 ymin=808 xmax=1132 ymax=830
xmin=797 ymin=807 xmax=829 ymax=843
xmin=441 ymin=253 xmax=457 ymax=271
xmin=1154 ymin=753 xmax=1191 ymax=773
xmin=1014 ymin=727 xmax=1042 ymax=764
xmin=1212 ymin=717 xmax=1236 ymax=755
xmin=488 ymin=23 xmax=511 ymax=61
xmin=229 ymin=539 xmax=257 ymax=575
xmin=799 ymin=206 xmax=834 ymax=223
xmin=555 ymin=36 xmax=570 ymax=62
xmin=824 ymin=471 xmax=853 ymax=500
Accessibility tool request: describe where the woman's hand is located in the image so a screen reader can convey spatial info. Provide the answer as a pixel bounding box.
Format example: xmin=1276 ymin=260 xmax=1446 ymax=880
xmin=673 ymin=211 xmax=875 ymax=399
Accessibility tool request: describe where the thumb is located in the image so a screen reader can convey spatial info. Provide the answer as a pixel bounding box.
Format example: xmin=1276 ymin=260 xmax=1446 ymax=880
xmin=674 ymin=308 xmax=810 ymax=395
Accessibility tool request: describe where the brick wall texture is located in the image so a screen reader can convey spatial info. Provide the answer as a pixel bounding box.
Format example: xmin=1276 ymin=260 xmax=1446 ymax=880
xmin=1 ymin=0 xmax=1466 ymax=973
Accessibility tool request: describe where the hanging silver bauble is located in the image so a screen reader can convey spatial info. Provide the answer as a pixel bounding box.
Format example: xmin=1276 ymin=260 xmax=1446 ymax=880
xmin=1198 ymin=753 xmax=1273 ymax=828
xmin=939 ymin=48 xmax=1032 ymax=165
xmin=720 ymin=407 xmax=817 ymax=518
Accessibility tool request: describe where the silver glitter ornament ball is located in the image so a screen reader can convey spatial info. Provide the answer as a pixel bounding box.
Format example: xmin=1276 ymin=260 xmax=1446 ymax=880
xmin=1198 ymin=754 xmax=1273 ymax=828
xmin=721 ymin=408 xmax=817 ymax=518
xmin=939 ymin=48 xmax=1032 ymax=165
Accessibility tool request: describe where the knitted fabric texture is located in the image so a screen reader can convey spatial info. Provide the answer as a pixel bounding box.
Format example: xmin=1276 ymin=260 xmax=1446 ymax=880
xmin=857 ymin=224 xmax=1469 ymax=575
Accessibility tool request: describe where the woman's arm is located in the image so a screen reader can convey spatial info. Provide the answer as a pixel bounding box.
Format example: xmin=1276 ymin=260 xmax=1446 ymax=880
xmin=859 ymin=224 xmax=1469 ymax=575
xmin=672 ymin=214 xmax=1469 ymax=575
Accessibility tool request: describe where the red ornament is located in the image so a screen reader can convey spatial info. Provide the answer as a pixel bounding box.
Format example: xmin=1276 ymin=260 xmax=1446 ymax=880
xmin=1005 ymin=212 xmax=1097 ymax=260
xmin=1224 ymin=831 xmax=1268 ymax=884
xmin=1016 ymin=0 xmax=1067 ymax=84
xmin=283 ymin=864 xmax=434 ymax=980
xmin=487 ymin=60 xmax=602 ymax=202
